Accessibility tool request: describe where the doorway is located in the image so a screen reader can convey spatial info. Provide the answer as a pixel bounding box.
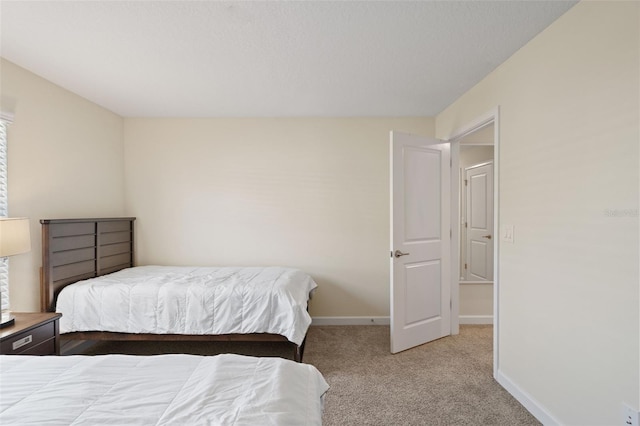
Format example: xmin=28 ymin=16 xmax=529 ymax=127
xmin=447 ymin=107 xmax=500 ymax=377
xmin=389 ymin=108 xmax=499 ymax=362
xmin=456 ymin=124 xmax=494 ymax=325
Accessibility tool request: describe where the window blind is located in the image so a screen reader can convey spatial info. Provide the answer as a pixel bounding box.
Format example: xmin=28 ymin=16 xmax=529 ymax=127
xmin=0 ymin=120 xmax=9 ymax=311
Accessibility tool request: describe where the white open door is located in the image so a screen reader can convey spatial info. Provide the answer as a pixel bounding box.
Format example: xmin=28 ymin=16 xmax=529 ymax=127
xmin=390 ymin=131 xmax=451 ymax=354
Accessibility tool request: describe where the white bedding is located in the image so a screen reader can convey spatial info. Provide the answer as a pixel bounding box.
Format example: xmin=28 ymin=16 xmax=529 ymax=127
xmin=56 ymin=266 xmax=316 ymax=346
xmin=0 ymin=353 xmax=329 ymax=425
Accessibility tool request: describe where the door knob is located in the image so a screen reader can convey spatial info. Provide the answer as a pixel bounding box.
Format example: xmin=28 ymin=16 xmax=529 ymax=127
xmin=394 ymin=250 xmax=410 ymax=258
xmin=482 ymin=235 xmax=492 ymax=239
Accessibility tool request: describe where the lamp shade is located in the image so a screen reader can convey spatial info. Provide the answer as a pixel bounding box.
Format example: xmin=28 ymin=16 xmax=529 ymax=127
xmin=0 ymin=218 xmax=31 ymax=257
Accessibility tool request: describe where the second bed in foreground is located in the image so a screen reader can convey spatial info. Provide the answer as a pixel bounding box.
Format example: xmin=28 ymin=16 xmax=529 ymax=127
xmin=0 ymin=353 xmax=329 ymax=425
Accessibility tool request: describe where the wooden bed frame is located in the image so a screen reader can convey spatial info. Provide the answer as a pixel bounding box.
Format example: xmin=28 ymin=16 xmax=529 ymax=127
xmin=40 ymin=218 xmax=306 ymax=362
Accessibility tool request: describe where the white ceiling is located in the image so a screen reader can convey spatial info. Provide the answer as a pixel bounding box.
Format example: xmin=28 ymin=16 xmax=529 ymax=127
xmin=1 ymin=1 xmax=577 ymax=117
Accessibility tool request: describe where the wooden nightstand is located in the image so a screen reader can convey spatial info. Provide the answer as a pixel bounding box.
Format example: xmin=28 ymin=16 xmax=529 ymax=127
xmin=0 ymin=312 xmax=62 ymax=355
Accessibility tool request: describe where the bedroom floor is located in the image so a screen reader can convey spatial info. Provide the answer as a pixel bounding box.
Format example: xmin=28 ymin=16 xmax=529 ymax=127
xmin=76 ymin=325 xmax=539 ymax=426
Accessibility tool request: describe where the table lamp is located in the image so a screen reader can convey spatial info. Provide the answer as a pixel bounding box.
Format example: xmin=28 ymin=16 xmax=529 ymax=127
xmin=0 ymin=217 xmax=31 ymax=328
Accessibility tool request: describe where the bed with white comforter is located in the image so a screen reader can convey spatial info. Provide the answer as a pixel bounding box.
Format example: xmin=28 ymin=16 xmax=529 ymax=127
xmin=56 ymin=265 xmax=316 ymax=346
xmin=0 ymin=353 xmax=329 ymax=425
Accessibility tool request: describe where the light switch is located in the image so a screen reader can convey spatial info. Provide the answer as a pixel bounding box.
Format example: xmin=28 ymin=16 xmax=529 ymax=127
xmin=501 ymin=225 xmax=514 ymax=243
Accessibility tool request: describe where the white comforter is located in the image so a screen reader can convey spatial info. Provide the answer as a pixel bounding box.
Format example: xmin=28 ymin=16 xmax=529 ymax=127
xmin=57 ymin=266 xmax=316 ymax=345
xmin=0 ymin=354 xmax=329 ymax=425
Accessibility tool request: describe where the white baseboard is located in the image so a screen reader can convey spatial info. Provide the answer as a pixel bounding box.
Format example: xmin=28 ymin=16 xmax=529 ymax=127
xmin=312 ymin=316 xmax=493 ymax=326
xmin=311 ymin=316 xmax=390 ymax=326
xmin=459 ymin=315 xmax=493 ymax=325
xmin=496 ymin=370 xmax=560 ymax=425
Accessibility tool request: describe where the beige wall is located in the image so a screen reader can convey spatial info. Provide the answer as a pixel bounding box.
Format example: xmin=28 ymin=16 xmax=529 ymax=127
xmin=123 ymin=117 xmax=434 ymax=317
xmin=459 ymin=284 xmax=492 ymax=317
xmin=437 ymin=1 xmax=639 ymax=424
xmin=459 ymin=145 xmax=493 ymax=171
xmin=0 ymin=59 xmax=125 ymax=311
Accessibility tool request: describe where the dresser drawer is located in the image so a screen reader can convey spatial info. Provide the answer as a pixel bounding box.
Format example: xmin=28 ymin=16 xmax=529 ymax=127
xmin=17 ymin=338 xmax=56 ymax=356
xmin=1 ymin=321 xmax=55 ymax=355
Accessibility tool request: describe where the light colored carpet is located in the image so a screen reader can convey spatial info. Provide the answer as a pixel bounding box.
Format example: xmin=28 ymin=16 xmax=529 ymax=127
xmin=304 ymin=325 xmax=540 ymax=426
xmin=77 ymin=325 xmax=539 ymax=425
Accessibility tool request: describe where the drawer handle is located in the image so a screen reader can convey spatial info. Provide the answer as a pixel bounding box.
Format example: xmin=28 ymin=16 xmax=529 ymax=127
xmin=12 ymin=335 xmax=32 ymax=350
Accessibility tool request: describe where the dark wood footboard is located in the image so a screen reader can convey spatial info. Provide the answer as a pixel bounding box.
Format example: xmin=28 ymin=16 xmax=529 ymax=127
xmin=61 ymin=331 xmax=304 ymax=362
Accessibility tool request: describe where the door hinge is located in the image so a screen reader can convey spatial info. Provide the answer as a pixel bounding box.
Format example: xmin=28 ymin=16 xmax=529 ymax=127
xmin=450 ymin=229 xmax=452 ymax=238
xmin=464 ymin=179 xmax=468 ymax=186
xmin=464 ymin=263 xmax=467 ymax=270
xmin=390 ymin=250 xmax=393 ymax=258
